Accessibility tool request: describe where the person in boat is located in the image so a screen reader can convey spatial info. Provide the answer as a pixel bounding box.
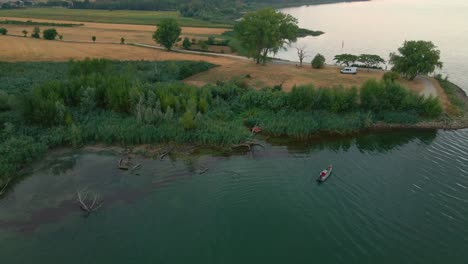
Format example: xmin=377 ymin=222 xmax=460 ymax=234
xmin=320 ymin=171 xmax=327 ymax=177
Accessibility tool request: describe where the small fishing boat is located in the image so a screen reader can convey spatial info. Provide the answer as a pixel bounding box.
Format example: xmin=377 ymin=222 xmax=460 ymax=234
xmin=317 ymin=165 xmax=333 ymax=183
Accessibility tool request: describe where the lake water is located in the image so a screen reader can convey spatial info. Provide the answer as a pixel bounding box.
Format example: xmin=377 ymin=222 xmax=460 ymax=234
xmin=1 ymin=129 xmax=468 ymax=263
xmin=276 ymin=0 xmax=468 ymax=92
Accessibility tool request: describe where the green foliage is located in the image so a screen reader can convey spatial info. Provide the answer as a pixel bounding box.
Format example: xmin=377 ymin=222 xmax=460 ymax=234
xmin=120 ymin=37 xmax=125 ymax=44
xmin=198 ymin=40 xmax=208 ymax=51
xmin=435 ymin=75 xmax=465 ymax=116
xmin=22 ymin=29 xmax=28 ymax=37
xmin=334 ymin=54 xmax=358 ymax=66
xmin=0 ymin=19 xmax=81 ymax=27
xmin=0 ymin=28 xmax=7 ymax=35
xmin=0 ymin=59 xmax=447 ymax=189
xmin=390 ymin=40 xmax=443 ymax=80
xmin=358 ymin=54 xmax=385 ymax=71
xmin=59 ymin=34 xmax=63 ymax=40
xmin=0 ymin=91 xmax=11 ymax=112
xmin=297 ymin=28 xmax=324 ymax=37
xmin=0 ymin=136 xmax=48 ymax=185
xmin=152 ymin=18 xmax=181 ymax=51
xmin=92 ymin=35 xmax=96 ymax=42
xmin=360 ymin=79 xmax=442 ymax=117
xmin=382 ymin=71 xmax=400 ymax=82
xmin=182 ymin=37 xmax=191 ymax=49
xmin=31 ymin=26 xmax=40 ymax=38
xmin=311 ymin=53 xmax=326 ymax=69
xmin=43 ymin=28 xmax=58 ymax=40
xmin=235 ymin=8 xmax=298 ymax=65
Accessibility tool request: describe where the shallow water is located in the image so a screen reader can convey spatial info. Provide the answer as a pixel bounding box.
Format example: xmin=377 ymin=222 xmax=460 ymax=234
xmin=1 ymin=129 xmax=468 ymax=263
xmin=276 ymin=0 xmax=468 ymax=92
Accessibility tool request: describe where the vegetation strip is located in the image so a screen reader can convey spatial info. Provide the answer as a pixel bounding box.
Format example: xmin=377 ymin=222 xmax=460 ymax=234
xmin=0 ymin=19 xmax=83 ymax=27
xmin=0 ymin=59 xmax=447 ymax=192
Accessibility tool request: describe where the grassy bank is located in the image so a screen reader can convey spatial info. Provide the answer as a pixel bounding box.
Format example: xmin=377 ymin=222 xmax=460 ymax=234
xmin=0 ymin=59 xmax=443 ymax=189
xmin=435 ymin=76 xmax=467 ymax=117
xmin=0 ymin=8 xmax=231 ymax=28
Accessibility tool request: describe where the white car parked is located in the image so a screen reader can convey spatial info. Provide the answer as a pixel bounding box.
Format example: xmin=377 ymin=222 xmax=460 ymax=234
xmin=340 ymin=67 xmax=358 ymax=75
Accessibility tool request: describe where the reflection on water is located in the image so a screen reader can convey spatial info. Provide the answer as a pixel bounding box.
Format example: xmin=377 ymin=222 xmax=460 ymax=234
xmin=277 ymin=0 xmax=468 ymax=92
xmin=1 ymin=130 xmax=468 ymax=263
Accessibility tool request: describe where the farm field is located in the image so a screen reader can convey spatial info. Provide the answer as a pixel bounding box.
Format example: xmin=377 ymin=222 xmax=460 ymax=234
xmin=0 ymin=17 xmax=229 ymax=45
xmin=0 ymin=8 xmax=231 ymax=28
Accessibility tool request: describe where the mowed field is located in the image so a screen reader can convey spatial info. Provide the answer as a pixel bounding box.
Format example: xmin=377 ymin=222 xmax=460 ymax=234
xmin=0 ymin=17 xmax=228 ymax=45
xmin=0 ymin=8 xmax=230 ymax=28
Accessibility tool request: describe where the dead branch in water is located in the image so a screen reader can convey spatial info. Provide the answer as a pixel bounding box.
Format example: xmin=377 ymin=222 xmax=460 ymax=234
xmin=231 ymin=142 xmax=265 ymax=151
xmin=0 ymin=178 xmax=11 ymax=196
xmin=76 ymin=189 xmax=103 ymax=214
xmin=196 ymin=167 xmax=209 ymax=175
xmin=159 ymin=145 xmax=175 ymax=160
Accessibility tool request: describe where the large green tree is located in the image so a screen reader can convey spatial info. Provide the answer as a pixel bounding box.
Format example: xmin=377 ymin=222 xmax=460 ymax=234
xmin=235 ymin=8 xmax=298 ymax=65
xmin=333 ymin=54 xmax=358 ymax=66
xmin=153 ymin=18 xmax=181 ymax=51
xmin=358 ymin=54 xmax=385 ymax=71
xmin=389 ymin=40 xmax=443 ymax=80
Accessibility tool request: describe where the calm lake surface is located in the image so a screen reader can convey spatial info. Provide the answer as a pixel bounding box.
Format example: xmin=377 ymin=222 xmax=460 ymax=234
xmin=277 ymin=0 xmax=468 ymax=92
xmin=1 ymin=129 xmax=468 ymax=263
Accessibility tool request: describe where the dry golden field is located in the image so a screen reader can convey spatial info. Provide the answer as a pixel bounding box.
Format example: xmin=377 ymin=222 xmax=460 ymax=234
xmin=0 ymin=17 xmax=228 ymax=45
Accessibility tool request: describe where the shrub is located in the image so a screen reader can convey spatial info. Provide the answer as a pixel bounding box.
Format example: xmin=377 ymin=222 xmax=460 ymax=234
xmin=383 ymin=71 xmax=400 ymax=82
xmin=120 ymin=37 xmax=125 ymax=44
xmin=311 ymin=53 xmax=326 ymax=69
xmin=180 ymin=110 xmax=197 ymax=130
xmin=92 ymin=36 xmax=96 ymax=42
xmin=59 ymin=35 xmax=63 ymax=40
xmin=43 ymin=28 xmax=58 ymax=40
xmin=182 ymin=37 xmax=191 ymax=49
xmin=199 ymin=40 xmax=208 ymax=51
xmin=0 ymin=91 xmax=10 ymax=111
xmin=31 ymin=27 xmax=40 ymax=38
xmin=0 ymin=28 xmax=7 ymax=35
xmin=22 ymin=29 xmax=28 ymax=37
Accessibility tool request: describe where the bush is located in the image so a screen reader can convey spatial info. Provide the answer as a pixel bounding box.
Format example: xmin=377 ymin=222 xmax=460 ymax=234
xmin=199 ymin=40 xmax=208 ymax=51
xmin=31 ymin=27 xmax=40 ymax=38
xmin=22 ymin=29 xmax=28 ymax=37
xmin=180 ymin=110 xmax=197 ymax=130
xmin=92 ymin=36 xmax=96 ymax=42
xmin=120 ymin=37 xmax=125 ymax=44
xmin=383 ymin=71 xmax=400 ymax=82
xmin=311 ymin=53 xmax=326 ymax=69
xmin=182 ymin=37 xmax=191 ymax=49
xmin=0 ymin=28 xmax=8 ymax=35
xmin=43 ymin=28 xmax=58 ymax=40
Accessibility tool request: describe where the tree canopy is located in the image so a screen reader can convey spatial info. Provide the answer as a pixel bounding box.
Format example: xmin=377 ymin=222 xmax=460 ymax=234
xmin=43 ymin=28 xmax=58 ymax=40
xmin=333 ymin=54 xmax=358 ymax=66
xmin=153 ymin=18 xmax=181 ymax=51
xmin=235 ymin=8 xmax=298 ymax=65
xmin=389 ymin=40 xmax=443 ymax=80
xmin=358 ymin=54 xmax=385 ymax=71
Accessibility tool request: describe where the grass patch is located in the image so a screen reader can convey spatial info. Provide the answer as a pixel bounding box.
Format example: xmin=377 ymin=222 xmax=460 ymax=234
xmin=0 ymin=8 xmax=231 ymax=28
xmin=435 ymin=76 xmax=466 ymax=116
